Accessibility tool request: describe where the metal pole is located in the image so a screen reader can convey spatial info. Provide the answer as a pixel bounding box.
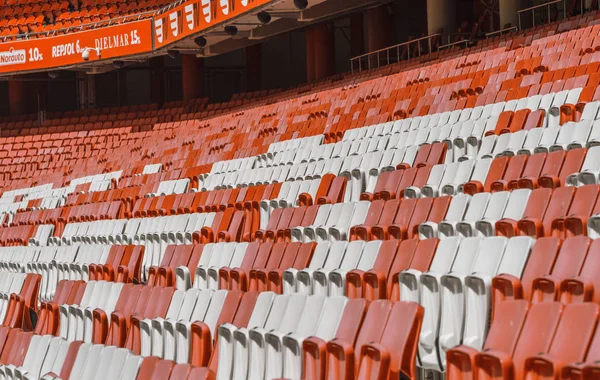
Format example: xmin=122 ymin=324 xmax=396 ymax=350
xmin=418 ymin=40 xmax=421 ymax=56
xmin=387 ymin=49 xmax=390 ymax=65
xmin=428 ymin=37 xmax=432 ymax=54
xmin=397 ymin=46 xmax=400 ymax=63
xmin=518 ymin=13 xmax=522 ymax=30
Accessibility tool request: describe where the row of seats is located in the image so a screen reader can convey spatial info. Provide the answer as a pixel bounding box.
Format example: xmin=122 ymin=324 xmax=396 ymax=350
xmin=0 ymin=245 xmax=143 ymax=302
xmin=0 ymin=328 xmax=214 ymax=379
xmin=48 ymin=279 xmax=423 ymax=380
xmin=45 ymin=177 xmax=600 ymax=253
xmin=447 ymin=301 xmax=600 ymax=380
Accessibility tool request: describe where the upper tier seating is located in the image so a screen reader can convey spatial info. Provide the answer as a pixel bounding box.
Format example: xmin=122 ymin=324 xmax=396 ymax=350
xmin=0 ymin=0 xmax=174 ymax=38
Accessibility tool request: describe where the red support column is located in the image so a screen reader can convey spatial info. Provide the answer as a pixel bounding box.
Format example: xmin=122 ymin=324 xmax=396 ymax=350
xmin=350 ymin=12 xmax=365 ymax=58
xmin=313 ymin=23 xmax=335 ymax=81
xmin=117 ymin=69 xmax=127 ymax=107
xmin=8 ymin=79 xmax=27 ymax=116
xmin=8 ymin=74 xmax=44 ymax=116
xmin=150 ymin=56 xmax=165 ymax=105
xmin=36 ymin=76 xmax=47 ymax=113
xmin=367 ymin=4 xmax=394 ymax=52
xmin=245 ymin=44 xmax=262 ymax=92
xmin=181 ymin=54 xmax=205 ymax=101
xmin=305 ymin=27 xmax=316 ymax=83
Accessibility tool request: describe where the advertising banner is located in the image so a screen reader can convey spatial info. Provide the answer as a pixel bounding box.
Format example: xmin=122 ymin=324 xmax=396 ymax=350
xmin=0 ymin=20 xmax=153 ymax=74
xmin=0 ymin=0 xmax=274 ymax=74
xmin=154 ymin=0 xmax=272 ymax=48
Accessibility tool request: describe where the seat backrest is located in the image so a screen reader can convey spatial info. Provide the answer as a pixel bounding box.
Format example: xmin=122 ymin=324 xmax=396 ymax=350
xmin=520 ymin=152 xmax=547 ymax=180
xmin=451 ymin=237 xmax=483 ymax=275
xmin=274 ymin=207 xmax=295 ymax=231
xmin=278 ymin=293 xmax=309 ymax=333
xmin=546 ymin=303 xmax=599 ymax=364
xmin=377 ymin=199 xmax=399 ymax=225
xmin=318 ymin=176 xmax=347 ymax=204
xmin=443 ymin=193 xmax=470 ymax=222
xmin=396 ymin=168 xmax=419 ymax=197
xmin=407 ymin=198 xmax=435 ymax=237
xmin=362 ymin=199 xmax=385 ymax=226
xmin=360 ymin=301 xmax=424 ymax=380
xmin=379 ymin=239 xmax=414 ymax=279
xmin=483 ymin=300 xmax=530 ymax=353
xmin=512 ymin=302 xmax=563 ymax=378
xmin=287 ymin=206 xmax=307 ymax=230
xmin=145 ymin=286 xmax=176 ymax=319
xmin=424 ymin=196 xmax=452 ymax=225
xmin=263 ymin=242 xmax=287 ymax=270
xmin=222 ymin=210 xmax=245 ymax=241
xmin=186 ymin=244 xmax=206 ymax=273
xmin=264 ymin=208 xmax=283 ymax=231
xmin=554 ymin=147 xmax=587 ymax=185
xmin=426 ymin=237 xmax=460 ymax=274
xmin=408 ymin=238 xmax=439 ymax=272
xmin=550 ymin=236 xmax=591 ymax=278
xmin=330 ymin=298 xmax=368 ymax=345
xmin=484 ymin=156 xmax=510 ymax=192
xmin=346 ymin=300 xmax=393 ymax=374
xmin=470 ymin=236 xmax=508 ymax=276
xmin=565 ymin=184 xmax=600 ymax=218
xmin=425 ymin=142 xmax=447 ymax=166
xmin=207 ymin=290 xmax=244 ymax=338
xmin=482 ymin=191 xmax=510 ymax=220
xmin=135 ymin=356 xmax=165 ymax=380
xmin=391 ymin=197 xmax=417 ymax=226
xmin=289 ymin=242 xmax=315 ymax=270
xmin=275 ymin=242 xmax=301 ymax=272
xmin=246 ymin=241 xmax=273 ymax=270
xmin=540 ymin=150 xmax=567 ymax=178
xmin=234 ymin=242 xmax=260 ymax=271
xmin=521 ymin=187 xmax=553 ymax=220
xmin=9 ymin=331 xmax=34 ymax=366
xmin=371 ymin=171 xmax=397 ymax=199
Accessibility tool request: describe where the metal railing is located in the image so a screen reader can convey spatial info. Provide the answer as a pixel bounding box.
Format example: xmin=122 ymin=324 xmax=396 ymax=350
xmin=517 ymin=0 xmax=568 ymax=30
xmin=438 ymin=39 xmax=470 ymax=51
xmin=485 ymin=25 xmax=519 ymax=38
xmin=350 ymin=33 xmax=441 ymax=73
